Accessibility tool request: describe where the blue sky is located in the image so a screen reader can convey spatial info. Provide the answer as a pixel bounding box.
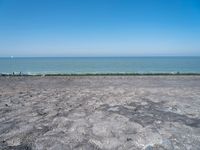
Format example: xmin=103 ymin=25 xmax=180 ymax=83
xmin=0 ymin=0 xmax=200 ymax=57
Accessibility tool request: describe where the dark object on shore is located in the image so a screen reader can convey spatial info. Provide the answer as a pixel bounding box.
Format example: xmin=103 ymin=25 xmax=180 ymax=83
xmin=126 ymin=138 xmax=132 ymax=141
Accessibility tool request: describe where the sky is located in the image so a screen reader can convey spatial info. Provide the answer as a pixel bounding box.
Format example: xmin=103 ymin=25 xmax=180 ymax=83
xmin=0 ymin=0 xmax=200 ymax=57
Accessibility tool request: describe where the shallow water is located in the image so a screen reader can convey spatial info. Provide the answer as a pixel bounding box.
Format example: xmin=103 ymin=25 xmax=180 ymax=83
xmin=0 ymin=57 xmax=200 ymax=74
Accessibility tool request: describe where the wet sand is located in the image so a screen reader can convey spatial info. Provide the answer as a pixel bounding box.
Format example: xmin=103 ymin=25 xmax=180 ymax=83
xmin=0 ymin=76 xmax=200 ymax=150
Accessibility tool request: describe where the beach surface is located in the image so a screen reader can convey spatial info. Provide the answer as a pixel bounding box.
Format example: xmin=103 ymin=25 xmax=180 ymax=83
xmin=0 ymin=76 xmax=200 ymax=150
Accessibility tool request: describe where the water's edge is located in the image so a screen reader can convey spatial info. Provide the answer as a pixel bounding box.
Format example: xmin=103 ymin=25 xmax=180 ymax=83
xmin=1 ymin=72 xmax=200 ymax=76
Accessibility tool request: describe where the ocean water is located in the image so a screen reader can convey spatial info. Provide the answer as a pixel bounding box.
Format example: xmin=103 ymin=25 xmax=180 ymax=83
xmin=0 ymin=57 xmax=200 ymax=74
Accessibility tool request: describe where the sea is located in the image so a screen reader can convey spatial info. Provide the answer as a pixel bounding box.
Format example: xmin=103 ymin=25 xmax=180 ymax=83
xmin=0 ymin=57 xmax=200 ymax=74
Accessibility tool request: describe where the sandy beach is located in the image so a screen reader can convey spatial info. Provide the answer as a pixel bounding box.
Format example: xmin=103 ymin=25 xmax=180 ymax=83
xmin=0 ymin=76 xmax=200 ymax=150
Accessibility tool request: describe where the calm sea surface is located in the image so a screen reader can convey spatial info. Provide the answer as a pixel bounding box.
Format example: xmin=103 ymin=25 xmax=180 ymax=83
xmin=0 ymin=57 xmax=200 ymax=74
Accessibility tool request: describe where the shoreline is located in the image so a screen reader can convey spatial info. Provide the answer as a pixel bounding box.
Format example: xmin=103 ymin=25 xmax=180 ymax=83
xmin=1 ymin=72 xmax=200 ymax=76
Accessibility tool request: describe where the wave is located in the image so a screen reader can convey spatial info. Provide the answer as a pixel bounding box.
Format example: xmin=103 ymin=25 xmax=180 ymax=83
xmin=1 ymin=72 xmax=200 ymax=76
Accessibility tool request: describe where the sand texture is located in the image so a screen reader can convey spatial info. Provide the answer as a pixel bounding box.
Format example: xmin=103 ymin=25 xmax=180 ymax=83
xmin=0 ymin=76 xmax=200 ymax=150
